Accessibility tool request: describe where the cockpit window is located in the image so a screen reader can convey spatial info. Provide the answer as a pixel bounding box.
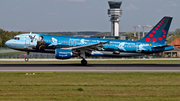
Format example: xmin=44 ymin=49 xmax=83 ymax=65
xmin=13 ymin=37 xmax=20 ymax=40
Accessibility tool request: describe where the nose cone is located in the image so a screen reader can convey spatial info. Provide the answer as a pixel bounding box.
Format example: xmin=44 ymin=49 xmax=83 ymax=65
xmin=5 ymin=40 xmax=10 ymax=47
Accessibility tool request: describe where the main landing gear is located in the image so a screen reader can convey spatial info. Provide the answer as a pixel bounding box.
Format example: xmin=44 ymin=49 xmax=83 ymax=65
xmin=25 ymin=51 xmax=30 ymax=62
xmin=81 ymin=59 xmax=87 ymax=66
xmin=80 ymin=50 xmax=87 ymax=66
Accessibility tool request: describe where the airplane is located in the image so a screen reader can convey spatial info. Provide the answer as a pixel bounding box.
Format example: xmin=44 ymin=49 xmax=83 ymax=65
xmin=5 ymin=16 xmax=173 ymax=65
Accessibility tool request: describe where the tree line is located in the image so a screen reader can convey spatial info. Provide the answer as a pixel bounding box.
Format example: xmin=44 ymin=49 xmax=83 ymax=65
xmin=0 ymin=29 xmax=22 ymax=47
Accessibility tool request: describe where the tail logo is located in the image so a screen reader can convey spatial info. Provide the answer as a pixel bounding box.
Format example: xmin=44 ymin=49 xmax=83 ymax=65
xmin=145 ymin=18 xmax=167 ymax=42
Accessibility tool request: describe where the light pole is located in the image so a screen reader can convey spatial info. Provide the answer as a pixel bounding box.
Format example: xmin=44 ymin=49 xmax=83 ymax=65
xmin=133 ymin=26 xmax=137 ymax=41
xmin=142 ymin=26 xmax=146 ymax=38
xmin=137 ymin=25 xmax=141 ymax=40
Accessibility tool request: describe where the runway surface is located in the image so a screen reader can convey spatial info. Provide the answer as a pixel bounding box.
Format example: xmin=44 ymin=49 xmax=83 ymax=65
xmin=0 ymin=63 xmax=180 ymax=72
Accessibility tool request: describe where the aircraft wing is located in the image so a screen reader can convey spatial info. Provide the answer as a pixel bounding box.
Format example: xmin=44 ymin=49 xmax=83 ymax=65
xmin=62 ymin=41 xmax=107 ymax=52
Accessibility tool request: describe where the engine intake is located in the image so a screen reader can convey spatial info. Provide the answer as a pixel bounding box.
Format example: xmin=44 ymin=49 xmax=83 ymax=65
xmin=55 ymin=49 xmax=72 ymax=59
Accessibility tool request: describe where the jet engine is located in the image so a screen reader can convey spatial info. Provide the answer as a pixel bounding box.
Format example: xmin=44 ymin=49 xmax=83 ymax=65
xmin=55 ymin=49 xmax=72 ymax=59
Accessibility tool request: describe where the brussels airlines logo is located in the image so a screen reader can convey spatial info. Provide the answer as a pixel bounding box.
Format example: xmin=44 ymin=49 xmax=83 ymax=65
xmin=145 ymin=18 xmax=167 ymax=42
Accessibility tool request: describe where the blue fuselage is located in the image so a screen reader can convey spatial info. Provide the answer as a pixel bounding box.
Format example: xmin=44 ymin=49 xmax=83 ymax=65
xmin=5 ymin=33 xmax=173 ymax=57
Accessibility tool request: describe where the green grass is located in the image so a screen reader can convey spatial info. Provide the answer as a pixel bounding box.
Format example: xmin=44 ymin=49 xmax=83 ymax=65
xmin=0 ymin=72 xmax=180 ymax=100
xmin=0 ymin=60 xmax=180 ymax=63
xmin=0 ymin=52 xmax=26 ymax=55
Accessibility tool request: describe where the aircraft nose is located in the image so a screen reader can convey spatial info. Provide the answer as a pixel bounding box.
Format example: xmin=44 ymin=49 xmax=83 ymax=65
xmin=5 ymin=40 xmax=10 ymax=47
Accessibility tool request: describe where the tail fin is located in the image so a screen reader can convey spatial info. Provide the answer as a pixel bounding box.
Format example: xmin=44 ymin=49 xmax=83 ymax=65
xmin=138 ymin=16 xmax=173 ymax=44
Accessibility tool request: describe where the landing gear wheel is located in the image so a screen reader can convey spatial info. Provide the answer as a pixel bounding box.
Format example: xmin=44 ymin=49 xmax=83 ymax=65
xmin=24 ymin=51 xmax=30 ymax=62
xmin=25 ymin=57 xmax=29 ymax=62
xmin=81 ymin=59 xmax=87 ymax=66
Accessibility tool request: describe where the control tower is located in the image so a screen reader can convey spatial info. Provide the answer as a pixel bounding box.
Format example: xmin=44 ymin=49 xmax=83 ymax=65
xmin=108 ymin=1 xmax=122 ymax=36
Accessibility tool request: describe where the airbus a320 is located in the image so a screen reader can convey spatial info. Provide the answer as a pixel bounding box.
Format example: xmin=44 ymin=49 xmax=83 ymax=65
xmin=5 ymin=16 xmax=173 ymax=65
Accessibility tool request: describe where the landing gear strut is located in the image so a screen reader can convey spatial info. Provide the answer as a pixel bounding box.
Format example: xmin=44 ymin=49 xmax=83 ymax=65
xmin=80 ymin=50 xmax=87 ymax=65
xmin=25 ymin=51 xmax=30 ymax=62
xmin=81 ymin=59 xmax=87 ymax=66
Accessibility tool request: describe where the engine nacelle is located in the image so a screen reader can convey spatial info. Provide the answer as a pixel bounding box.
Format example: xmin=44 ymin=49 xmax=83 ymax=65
xmin=55 ymin=49 xmax=72 ymax=59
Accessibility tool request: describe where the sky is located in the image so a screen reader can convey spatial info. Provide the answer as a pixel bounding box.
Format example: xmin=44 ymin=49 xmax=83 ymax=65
xmin=0 ymin=0 xmax=179 ymax=32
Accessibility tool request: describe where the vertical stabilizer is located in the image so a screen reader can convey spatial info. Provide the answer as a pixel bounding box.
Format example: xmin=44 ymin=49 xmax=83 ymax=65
xmin=138 ymin=16 xmax=173 ymax=44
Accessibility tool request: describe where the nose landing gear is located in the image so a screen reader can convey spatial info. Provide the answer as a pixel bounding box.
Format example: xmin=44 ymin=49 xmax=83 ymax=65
xmin=24 ymin=52 xmax=30 ymax=62
xmin=25 ymin=57 xmax=29 ymax=62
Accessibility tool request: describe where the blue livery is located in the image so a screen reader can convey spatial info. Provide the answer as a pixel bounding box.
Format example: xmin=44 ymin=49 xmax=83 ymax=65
xmin=5 ymin=16 xmax=174 ymax=65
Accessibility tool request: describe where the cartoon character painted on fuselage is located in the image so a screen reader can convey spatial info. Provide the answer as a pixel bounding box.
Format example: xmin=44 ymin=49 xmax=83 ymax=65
xmin=35 ymin=36 xmax=46 ymax=50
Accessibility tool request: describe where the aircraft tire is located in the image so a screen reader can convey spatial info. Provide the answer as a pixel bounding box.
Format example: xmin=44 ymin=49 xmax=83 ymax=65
xmin=25 ymin=57 xmax=29 ymax=62
xmin=81 ymin=59 xmax=87 ymax=66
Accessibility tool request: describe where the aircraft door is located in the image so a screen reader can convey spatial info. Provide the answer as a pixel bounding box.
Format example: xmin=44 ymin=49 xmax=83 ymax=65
xmin=25 ymin=37 xmax=30 ymax=45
